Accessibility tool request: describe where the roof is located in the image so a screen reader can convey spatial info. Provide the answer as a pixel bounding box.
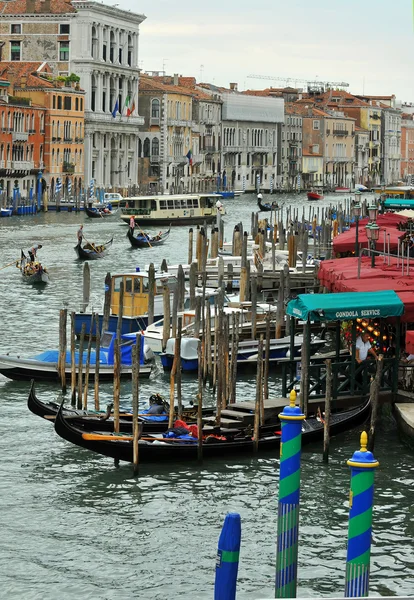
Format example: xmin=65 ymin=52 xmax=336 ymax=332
xmin=355 ymin=125 xmax=369 ymax=132
xmin=139 ymin=76 xmax=193 ymax=97
xmin=0 ymin=62 xmax=54 ymax=88
xmin=287 ymin=290 xmax=404 ymax=322
xmin=0 ymin=0 xmax=75 ymax=14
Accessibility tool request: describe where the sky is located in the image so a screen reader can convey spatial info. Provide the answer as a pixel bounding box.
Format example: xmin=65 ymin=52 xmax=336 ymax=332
xmin=116 ymin=0 xmax=413 ymax=103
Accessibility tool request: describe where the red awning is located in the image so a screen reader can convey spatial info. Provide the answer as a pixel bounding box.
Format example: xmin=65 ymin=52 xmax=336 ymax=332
xmin=333 ymin=214 xmax=409 ymax=254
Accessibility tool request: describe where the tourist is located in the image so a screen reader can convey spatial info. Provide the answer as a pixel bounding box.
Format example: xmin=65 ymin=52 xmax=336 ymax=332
xmin=356 ymin=330 xmax=378 ymax=364
xmin=129 ymin=215 xmax=135 ymax=231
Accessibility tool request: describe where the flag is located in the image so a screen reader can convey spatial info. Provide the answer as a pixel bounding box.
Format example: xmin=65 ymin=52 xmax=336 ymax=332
xmin=186 ymin=149 xmax=193 ymax=166
xmin=126 ymin=94 xmax=136 ymax=117
xmin=111 ymin=98 xmax=119 ymax=118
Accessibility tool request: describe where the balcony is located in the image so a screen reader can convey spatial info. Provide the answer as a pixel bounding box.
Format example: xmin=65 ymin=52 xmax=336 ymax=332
xmin=326 ymin=129 xmax=331 ymax=135
xmin=11 ymin=160 xmax=34 ymax=170
xmin=333 ymin=129 xmax=348 ymax=136
xmin=167 ymin=118 xmax=192 ymax=127
xmin=150 ymin=155 xmax=160 ymax=163
xmin=150 ymin=117 xmax=160 ymax=126
xmin=192 ymin=154 xmax=203 ymax=165
xmin=333 ymin=157 xmax=351 ymax=163
xmin=75 ymin=137 xmax=84 ymax=143
xmin=63 ymin=137 xmax=73 ymax=142
xmin=205 ymin=145 xmax=217 ymax=152
xmin=12 ymin=131 xmax=28 ymax=142
xmin=62 ymin=161 xmax=75 ymax=173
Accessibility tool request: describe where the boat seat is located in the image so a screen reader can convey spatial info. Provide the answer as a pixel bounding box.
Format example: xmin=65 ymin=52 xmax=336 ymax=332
xmin=202 ymin=416 xmax=243 ymax=426
xmin=220 ymin=409 xmax=254 ymax=424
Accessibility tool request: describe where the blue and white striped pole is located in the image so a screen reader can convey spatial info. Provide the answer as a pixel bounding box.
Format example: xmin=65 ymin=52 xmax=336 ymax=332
xmin=89 ymin=179 xmax=94 ymax=200
xmin=67 ymin=178 xmax=72 ymax=200
xmin=36 ymin=171 xmax=42 ymax=211
xmin=242 ymin=175 xmax=246 ymax=193
xmin=55 ymin=177 xmax=62 ymax=203
xmin=214 ymin=512 xmax=241 ymax=600
xmin=270 ymin=175 xmax=274 ymax=194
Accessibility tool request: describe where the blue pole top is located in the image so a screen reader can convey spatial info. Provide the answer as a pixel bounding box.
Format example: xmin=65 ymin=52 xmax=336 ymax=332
xmin=279 ymin=389 xmax=305 ymax=421
xmin=347 ymin=432 xmax=379 ymax=469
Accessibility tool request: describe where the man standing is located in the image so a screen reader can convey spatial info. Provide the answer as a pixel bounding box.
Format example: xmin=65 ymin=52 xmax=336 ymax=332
xmin=356 ymin=330 xmax=378 ymax=364
xmin=129 ymin=215 xmax=135 ymax=231
xmin=28 ymin=243 xmax=42 ymax=262
xmin=77 ymin=225 xmax=84 ymax=245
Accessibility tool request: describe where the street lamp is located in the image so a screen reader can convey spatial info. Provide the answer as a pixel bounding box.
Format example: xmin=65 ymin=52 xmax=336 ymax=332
xmin=366 ymin=221 xmax=380 ymax=268
xmin=368 ymin=202 xmax=379 ymax=222
xmin=353 ymin=202 xmax=362 ymax=256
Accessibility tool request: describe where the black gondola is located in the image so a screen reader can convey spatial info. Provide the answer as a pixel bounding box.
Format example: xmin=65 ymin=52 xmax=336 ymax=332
xmin=74 ymin=236 xmax=113 ymax=260
xmin=27 ymin=380 xmax=214 ymax=433
xmin=85 ymin=205 xmax=117 ymax=219
xmin=127 ymin=226 xmax=170 ymax=248
xmin=54 ymin=397 xmax=370 ymax=464
xmin=257 ymin=198 xmax=278 ymax=212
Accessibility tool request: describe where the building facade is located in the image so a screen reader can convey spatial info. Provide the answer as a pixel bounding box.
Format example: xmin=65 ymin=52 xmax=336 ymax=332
xmin=0 ymin=0 xmax=145 ymax=191
xmin=401 ymin=113 xmax=414 ymax=183
xmin=354 ymin=126 xmax=370 ymax=185
xmin=323 ymin=110 xmax=355 ymax=189
xmin=279 ymin=105 xmax=303 ymax=191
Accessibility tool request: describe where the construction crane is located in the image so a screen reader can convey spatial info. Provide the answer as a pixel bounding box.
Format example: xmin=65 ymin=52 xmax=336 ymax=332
xmin=247 ymin=74 xmax=349 ymax=92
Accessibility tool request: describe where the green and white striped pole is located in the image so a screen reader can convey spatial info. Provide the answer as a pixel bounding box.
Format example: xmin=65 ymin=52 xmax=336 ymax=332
xmin=275 ymin=389 xmax=305 ymax=599
xmin=344 ymin=431 xmax=379 ymax=597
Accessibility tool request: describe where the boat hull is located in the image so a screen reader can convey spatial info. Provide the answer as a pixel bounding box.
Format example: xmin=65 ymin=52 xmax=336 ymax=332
xmin=307 ymin=192 xmax=323 ymax=201
xmin=54 ymin=399 xmax=370 ymax=463
xmin=74 ymin=237 xmax=113 ymax=260
xmin=121 ymin=214 xmax=217 ymax=226
xmin=0 ymin=355 xmax=151 ymax=382
xmin=74 ymin=313 xmax=153 ymax=338
xmin=22 ymin=272 xmax=50 ymax=285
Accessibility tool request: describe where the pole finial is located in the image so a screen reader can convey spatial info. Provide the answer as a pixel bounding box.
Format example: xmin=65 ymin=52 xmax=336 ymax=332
xmin=360 ymin=431 xmax=368 ymax=452
xmin=289 ymin=389 xmax=297 ymax=407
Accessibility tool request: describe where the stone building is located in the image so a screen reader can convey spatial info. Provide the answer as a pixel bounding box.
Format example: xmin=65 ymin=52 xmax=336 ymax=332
xmin=401 ymin=113 xmax=414 ymax=183
xmin=0 ymin=0 xmax=145 ymax=191
xmin=279 ymin=104 xmax=303 ymax=191
xmin=0 ymin=76 xmax=46 ymax=200
xmin=354 ymin=126 xmax=370 ymax=186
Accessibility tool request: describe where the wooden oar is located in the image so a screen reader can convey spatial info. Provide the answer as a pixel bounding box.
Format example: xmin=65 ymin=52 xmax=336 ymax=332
xmin=82 ymin=433 xmax=200 ymax=442
xmin=0 ymin=259 xmax=21 ymax=271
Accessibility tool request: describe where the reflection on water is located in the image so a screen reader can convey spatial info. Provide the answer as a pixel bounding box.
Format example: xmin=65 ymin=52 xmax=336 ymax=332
xmin=1 ymin=196 xmax=414 ymax=598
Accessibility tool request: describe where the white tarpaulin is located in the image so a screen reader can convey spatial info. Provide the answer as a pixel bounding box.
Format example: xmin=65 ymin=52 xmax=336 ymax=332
xmin=222 ymin=94 xmax=284 ymax=123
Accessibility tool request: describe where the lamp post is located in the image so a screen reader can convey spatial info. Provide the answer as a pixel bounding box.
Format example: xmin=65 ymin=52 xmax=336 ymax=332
xmin=353 ymin=202 xmax=362 ymax=257
xmin=366 ymin=222 xmax=380 ymax=268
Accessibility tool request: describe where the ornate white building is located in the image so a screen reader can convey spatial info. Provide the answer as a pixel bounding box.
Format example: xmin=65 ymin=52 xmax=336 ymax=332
xmin=70 ymin=2 xmax=145 ymax=190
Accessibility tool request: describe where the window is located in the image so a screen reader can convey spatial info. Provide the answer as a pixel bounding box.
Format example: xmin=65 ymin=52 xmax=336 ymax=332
xmin=60 ymin=24 xmax=70 ymax=34
xmin=11 ymin=24 xmax=21 ymax=34
xmin=64 ymin=96 xmax=71 ymax=110
xmin=10 ymin=41 xmax=21 ymax=61
xmin=59 ymin=41 xmax=69 ymax=61
xmin=57 ymin=96 xmax=62 ymax=110
xmin=313 ymin=120 xmax=320 ymax=130
xmin=151 ymin=98 xmax=160 ymax=119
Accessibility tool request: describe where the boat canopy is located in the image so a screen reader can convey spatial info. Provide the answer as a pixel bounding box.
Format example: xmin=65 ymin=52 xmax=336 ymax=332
xmin=383 ymin=198 xmax=414 ymax=209
xmin=287 ymin=290 xmax=404 ymax=322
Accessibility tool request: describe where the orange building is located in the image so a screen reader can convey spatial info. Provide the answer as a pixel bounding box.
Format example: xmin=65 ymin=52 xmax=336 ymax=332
xmin=0 ymin=61 xmax=85 ymax=199
xmin=401 ymin=113 xmax=414 ymax=182
xmin=0 ymin=75 xmax=46 ymax=200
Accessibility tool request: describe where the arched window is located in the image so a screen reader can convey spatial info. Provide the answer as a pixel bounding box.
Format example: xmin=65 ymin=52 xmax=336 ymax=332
xmin=91 ymin=26 xmax=97 ymax=58
xmin=143 ymin=138 xmax=150 ymax=157
xmin=151 ymin=98 xmax=160 ymax=119
xmin=152 ymin=137 xmax=159 ymax=156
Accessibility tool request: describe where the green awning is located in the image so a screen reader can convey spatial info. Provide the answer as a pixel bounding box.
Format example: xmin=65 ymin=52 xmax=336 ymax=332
xmin=286 ymin=291 xmax=404 ymax=322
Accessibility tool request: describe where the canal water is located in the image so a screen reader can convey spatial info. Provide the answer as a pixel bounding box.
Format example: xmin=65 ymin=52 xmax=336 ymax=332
xmin=0 ymin=193 xmax=413 ymax=599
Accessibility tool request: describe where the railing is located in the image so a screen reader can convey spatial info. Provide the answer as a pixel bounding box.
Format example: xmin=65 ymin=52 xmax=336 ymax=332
xmin=282 ymin=355 xmax=397 ymax=399
xmin=12 ymin=131 xmax=28 ymax=142
xmin=333 ymin=129 xmax=348 ymax=136
xmin=150 ymin=155 xmax=160 ymax=163
xmin=11 ymin=160 xmax=34 ymax=170
xmin=150 ymin=117 xmax=160 ymax=125
xmin=204 ymin=145 xmax=217 ymax=152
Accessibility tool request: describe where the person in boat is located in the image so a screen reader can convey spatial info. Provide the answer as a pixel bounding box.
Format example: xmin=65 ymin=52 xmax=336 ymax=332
xmin=28 ymin=244 xmax=42 ymax=262
xmin=257 ymin=193 xmax=263 ymax=202
xmin=77 ymin=225 xmax=84 ymax=244
xmin=129 ymin=215 xmax=135 ymax=231
xmin=146 ymin=394 xmax=166 ymax=415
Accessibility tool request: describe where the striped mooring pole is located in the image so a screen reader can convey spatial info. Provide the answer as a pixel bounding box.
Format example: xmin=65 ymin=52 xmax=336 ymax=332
xmin=214 ymin=512 xmax=241 ymax=600
xmin=344 ymin=431 xmax=379 ymax=597
xmin=275 ymin=389 xmax=305 ymax=599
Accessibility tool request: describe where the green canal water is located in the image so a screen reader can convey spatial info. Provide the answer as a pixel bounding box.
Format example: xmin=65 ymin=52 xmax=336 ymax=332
xmin=0 ymin=194 xmax=413 ymax=599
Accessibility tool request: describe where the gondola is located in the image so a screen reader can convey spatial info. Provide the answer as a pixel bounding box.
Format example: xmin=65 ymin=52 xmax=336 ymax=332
xmin=85 ymin=205 xmax=118 ymax=219
xmin=19 ymin=251 xmax=50 ymax=285
xmin=127 ymin=226 xmax=170 ymax=248
xmin=257 ymin=198 xmax=278 ymax=212
xmin=74 ymin=236 xmax=113 ymax=260
xmin=307 ymin=191 xmax=323 ymax=201
xmin=27 ymin=380 xmax=215 ymax=433
xmin=54 ymin=397 xmax=370 ymax=464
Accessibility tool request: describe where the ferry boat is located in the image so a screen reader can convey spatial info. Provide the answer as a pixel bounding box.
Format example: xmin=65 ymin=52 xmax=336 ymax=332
xmin=119 ymin=194 xmax=225 ymax=226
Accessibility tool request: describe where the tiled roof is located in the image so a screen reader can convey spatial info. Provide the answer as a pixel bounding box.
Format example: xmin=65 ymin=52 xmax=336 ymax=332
xmin=302 ymin=150 xmax=323 ymax=157
xmin=0 ymin=61 xmax=54 ymax=88
xmin=139 ymin=76 xmax=193 ymax=97
xmin=0 ymin=0 xmax=75 ymax=14
xmin=355 ymin=125 xmax=369 ymax=132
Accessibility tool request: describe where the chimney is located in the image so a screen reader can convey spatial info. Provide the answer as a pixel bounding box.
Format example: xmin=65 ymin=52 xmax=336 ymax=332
xmin=39 ymin=0 xmax=51 ymax=14
xmin=26 ymin=0 xmax=36 ymax=13
xmin=20 ymin=75 xmax=27 ymax=88
xmin=229 ymin=82 xmax=238 ymax=91
xmin=173 ymin=73 xmax=179 ymax=86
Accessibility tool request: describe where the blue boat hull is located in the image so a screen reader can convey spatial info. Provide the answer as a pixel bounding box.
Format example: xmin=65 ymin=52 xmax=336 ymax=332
xmin=74 ymin=313 xmax=157 ymax=337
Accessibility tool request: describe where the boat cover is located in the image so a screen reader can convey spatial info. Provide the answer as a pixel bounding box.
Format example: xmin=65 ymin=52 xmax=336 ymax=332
xmin=287 ymin=290 xmax=404 ymax=322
